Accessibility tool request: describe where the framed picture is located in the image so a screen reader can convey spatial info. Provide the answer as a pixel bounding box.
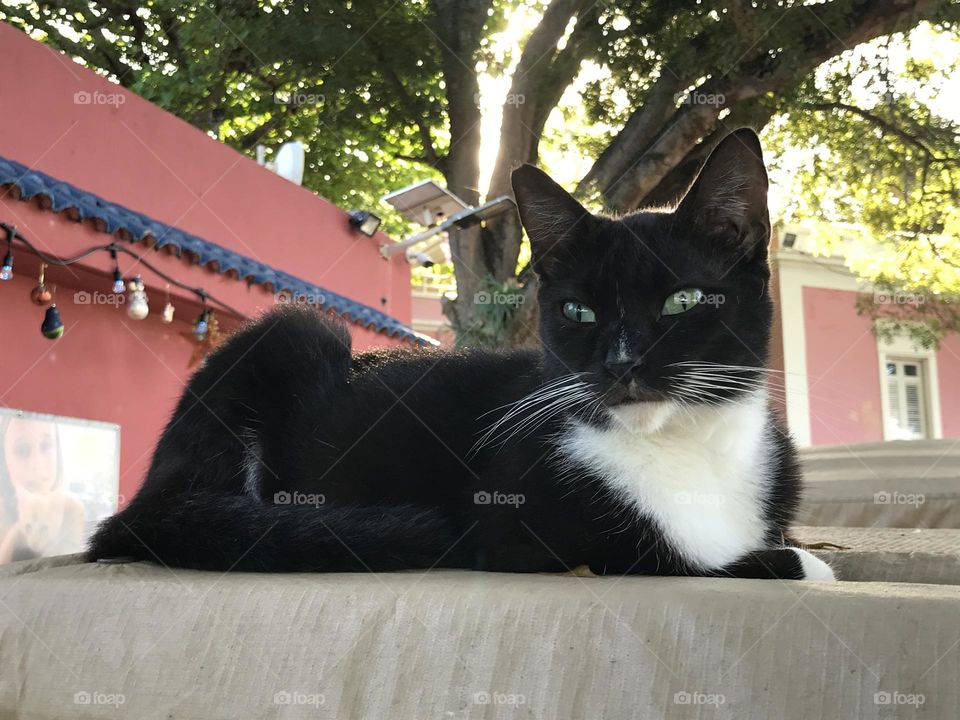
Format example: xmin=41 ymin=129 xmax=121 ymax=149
xmin=0 ymin=408 xmax=120 ymax=564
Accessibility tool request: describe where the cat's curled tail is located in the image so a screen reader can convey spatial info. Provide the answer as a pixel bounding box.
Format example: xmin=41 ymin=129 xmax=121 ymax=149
xmin=87 ymin=305 xmax=461 ymax=571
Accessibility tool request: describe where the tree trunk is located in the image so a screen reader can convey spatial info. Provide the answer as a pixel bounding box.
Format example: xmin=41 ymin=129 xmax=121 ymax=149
xmin=430 ymin=0 xmax=492 ymax=331
xmin=438 ymin=0 xmax=600 ymax=338
xmin=484 ymin=0 xmax=601 ymax=283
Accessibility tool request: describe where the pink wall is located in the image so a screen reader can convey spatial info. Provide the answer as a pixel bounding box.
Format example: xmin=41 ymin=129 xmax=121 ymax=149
xmin=0 ymin=24 xmax=420 ymax=506
xmin=802 ymin=286 xmax=960 ymax=445
xmin=803 ymin=287 xmax=884 ymax=445
xmin=937 ymin=334 xmax=960 ymax=438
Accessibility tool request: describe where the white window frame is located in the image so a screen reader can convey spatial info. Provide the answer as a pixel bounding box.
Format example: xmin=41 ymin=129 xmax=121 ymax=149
xmin=877 ymin=335 xmax=943 ymax=440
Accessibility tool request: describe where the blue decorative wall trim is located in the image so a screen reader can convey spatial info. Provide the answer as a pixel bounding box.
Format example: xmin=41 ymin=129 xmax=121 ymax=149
xmin=0 ymin=156 xmax=435 ymax=346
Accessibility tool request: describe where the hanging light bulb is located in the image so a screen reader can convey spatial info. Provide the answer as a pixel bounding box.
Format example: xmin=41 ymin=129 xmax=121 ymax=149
xmin=41 ymin=304 xmax=64 ymax=340
xmin=30 ymin=263 xmax=54 ymax=305
xmin=1 ymin=226 xmax=13 ymax=281
xmin=109 ymin=247 xmax=124 ymax=293
xmin=193 ymin=308 xmax=210 ymax=341
xmin=192 ymin=291 xmax=211 ymax=340
xmin=161 ymin=284 xmax=175 ymax=323
xmin=126 ymin=275 xmax=149 ymax=320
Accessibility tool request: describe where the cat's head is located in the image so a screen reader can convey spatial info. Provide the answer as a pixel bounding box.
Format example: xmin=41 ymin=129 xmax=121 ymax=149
xmin=512 ymin=128 xmax=773 ymax=422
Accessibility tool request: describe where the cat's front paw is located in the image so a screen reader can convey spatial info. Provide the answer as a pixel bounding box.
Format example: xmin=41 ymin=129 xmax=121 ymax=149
xmin=789 ymin=548 xmax=837 ymax=581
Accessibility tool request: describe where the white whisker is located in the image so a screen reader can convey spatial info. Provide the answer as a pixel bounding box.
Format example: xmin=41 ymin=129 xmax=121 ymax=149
xmin=481 ymin=394 xmax=595 ymax=451
xmin=471 ymin=375 xmax=599 ymax=454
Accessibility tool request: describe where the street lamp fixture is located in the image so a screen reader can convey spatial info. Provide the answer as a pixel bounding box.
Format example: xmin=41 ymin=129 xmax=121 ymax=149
xmin=378 ymin=184 xmax=516 ymax=262
xmin=348 ymin=210 xmax=382 ymax=237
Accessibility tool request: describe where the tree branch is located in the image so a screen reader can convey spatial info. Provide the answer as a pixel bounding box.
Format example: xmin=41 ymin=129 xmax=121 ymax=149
xmin=576 ymin=64 xmax=689 ymax=202
xmin=638 ymin=97 xmax=779 ymax=209
xmin=236 ymin=112 xmax=289 ymax=150
xmin=803 ymin=101 xmax=958 ymax=162
xmin=487 ymin=0 xmax=600 ymax=199
xmin=596 ymin=0 xmax=947 ymax=211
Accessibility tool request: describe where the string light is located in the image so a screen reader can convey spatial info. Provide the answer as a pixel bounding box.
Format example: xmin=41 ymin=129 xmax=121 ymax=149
xmin=109 ymin=247 xmax=125 ymax=293
xmin=193 ymin=291 xmax=210 ymax=340
xmin=161 ymin=284 xmax=175 ymax=323
xmin=1 ymin=225 xmax=13 ymax=281
xmin=30 ymin=263 xmax=53 ymax=305
xmin=41 ymin=304 xmax=64 ymax=339
xmin=0 ymin=222 xmax=248 ymax=340
xmin=126 ymin=275 xmax=149 ymax=320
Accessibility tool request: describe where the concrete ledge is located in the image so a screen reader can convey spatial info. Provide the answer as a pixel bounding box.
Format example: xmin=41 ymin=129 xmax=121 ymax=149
xmin=1 ymin=550 xmax=958 ymax=719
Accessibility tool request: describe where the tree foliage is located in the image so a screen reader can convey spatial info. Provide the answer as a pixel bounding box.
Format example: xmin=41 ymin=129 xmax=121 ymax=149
xmin=765 ymin=26 xmax=960 ymax=345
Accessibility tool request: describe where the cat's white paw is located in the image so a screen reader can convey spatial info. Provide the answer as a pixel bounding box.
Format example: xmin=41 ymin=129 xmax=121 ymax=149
xmin=789 ymin=548 xmax=837 ymax=581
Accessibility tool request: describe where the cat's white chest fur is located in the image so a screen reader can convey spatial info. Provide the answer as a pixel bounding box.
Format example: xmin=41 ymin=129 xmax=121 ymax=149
xmin=558 ymin=391 xmax=773 ymax=571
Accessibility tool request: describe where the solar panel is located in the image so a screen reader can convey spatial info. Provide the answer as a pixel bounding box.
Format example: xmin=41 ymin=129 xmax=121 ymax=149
xmin=381 ymin=180 xmax=470 ymax=227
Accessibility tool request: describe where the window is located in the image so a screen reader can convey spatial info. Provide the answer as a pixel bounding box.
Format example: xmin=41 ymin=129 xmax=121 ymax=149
xmin=884 ymin=358 xmax=929 ymax=440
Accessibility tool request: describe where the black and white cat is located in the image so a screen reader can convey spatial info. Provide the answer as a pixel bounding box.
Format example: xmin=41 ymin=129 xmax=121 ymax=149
xmin=89 ymin=128 xmax=834 ymax=581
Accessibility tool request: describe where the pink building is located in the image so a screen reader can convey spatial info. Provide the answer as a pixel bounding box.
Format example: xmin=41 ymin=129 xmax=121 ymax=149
xmin=411 ymin=277 xmax=456 ymax=346
xmin=771 ymin=225 xmax=960 ymax=447
xmin=0 ymin=24 xmax=428 ymax=510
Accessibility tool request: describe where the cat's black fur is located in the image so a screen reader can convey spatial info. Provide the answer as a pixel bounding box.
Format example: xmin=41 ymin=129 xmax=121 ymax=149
xmin=89 ymin=129 xmax=822 ymax=580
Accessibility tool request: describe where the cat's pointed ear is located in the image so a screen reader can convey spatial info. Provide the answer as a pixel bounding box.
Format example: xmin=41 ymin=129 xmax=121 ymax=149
xmin=512 ymin=164 xmax=594 ymax=279
xmin=676 ymin=128 xmax=770 ymax=255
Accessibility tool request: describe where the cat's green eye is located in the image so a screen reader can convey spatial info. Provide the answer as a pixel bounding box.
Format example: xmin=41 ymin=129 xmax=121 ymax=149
xmin=562 ymin=301 xmax=596 ymax=324
xmin=661 ymin=288 xmax=704 ymax=316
